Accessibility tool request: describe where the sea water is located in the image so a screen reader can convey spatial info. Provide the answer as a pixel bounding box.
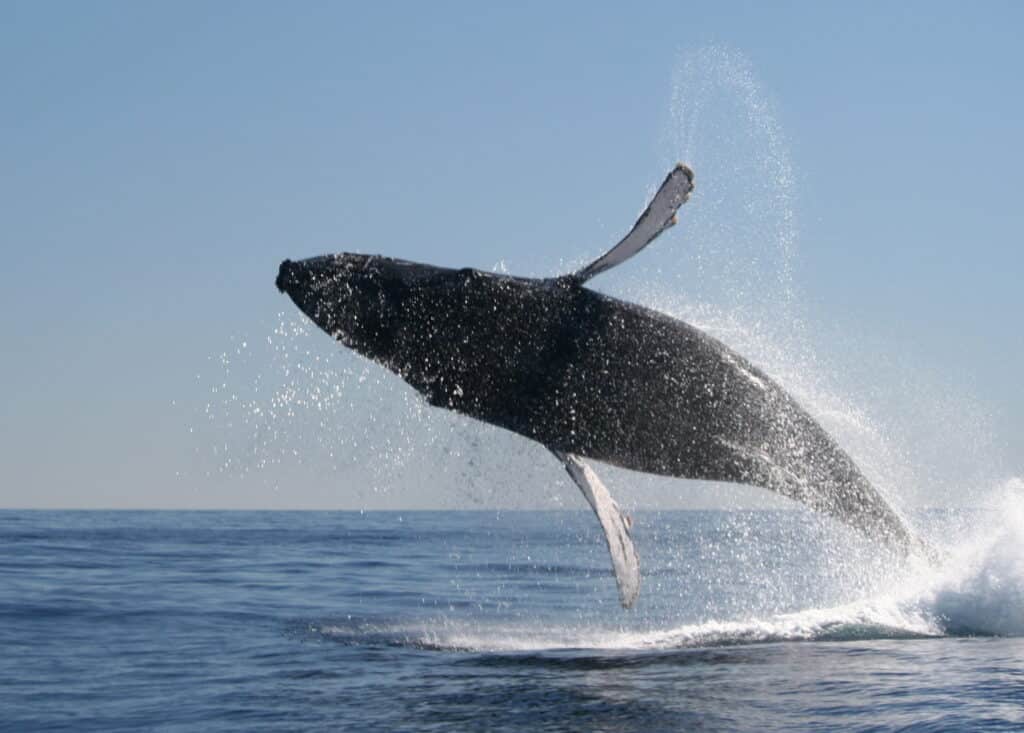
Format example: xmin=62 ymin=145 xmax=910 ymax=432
xmin=3 ymin=505 xmax=1022 ymax=731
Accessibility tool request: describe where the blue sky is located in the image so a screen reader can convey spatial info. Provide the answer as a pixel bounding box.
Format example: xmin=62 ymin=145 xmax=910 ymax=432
xmin=2 ymin=1 xmax=1021 ymax=509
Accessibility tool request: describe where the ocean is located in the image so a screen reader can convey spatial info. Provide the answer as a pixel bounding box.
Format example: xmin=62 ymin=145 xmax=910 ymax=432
xmin=2 ymin=507 xmax=1022 ymax=731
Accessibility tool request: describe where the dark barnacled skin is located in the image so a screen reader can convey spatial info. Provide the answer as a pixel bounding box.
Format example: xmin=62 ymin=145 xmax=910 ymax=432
xmin=276 ymin=254 xmax=915 ymax=548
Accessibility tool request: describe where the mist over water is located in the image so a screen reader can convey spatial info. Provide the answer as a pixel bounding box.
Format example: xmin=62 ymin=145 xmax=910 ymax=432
xmin=186 ymin=47 xmax=1022 ymax=647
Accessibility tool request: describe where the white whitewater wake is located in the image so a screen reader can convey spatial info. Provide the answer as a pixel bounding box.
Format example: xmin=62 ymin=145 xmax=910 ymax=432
xmin=316 ymin=482 xmax=1024 ymax=652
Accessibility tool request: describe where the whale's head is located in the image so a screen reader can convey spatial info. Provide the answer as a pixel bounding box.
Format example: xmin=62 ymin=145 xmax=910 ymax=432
xmin=276 ymin=253 xmax=435 ymax=363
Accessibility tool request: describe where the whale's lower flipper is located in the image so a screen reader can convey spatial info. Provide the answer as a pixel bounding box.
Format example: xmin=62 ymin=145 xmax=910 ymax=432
xmin=552 ymin=450 xmax=640 ymax=608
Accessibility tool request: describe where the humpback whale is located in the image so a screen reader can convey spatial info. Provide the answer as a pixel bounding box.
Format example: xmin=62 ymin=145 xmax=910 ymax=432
xmin=276 ymin=164 xmax=917 ymax=607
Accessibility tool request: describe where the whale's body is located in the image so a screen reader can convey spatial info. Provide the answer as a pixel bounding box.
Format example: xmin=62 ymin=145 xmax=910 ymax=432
xmin=275 ymin=165 xmax=917 ymax=606
xmin=276 ymin=258 xmax=911 ymax=547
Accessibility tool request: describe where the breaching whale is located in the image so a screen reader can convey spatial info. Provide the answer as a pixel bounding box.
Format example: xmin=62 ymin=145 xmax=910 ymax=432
xmin=276 ymin=164 xmax=917 ymax=608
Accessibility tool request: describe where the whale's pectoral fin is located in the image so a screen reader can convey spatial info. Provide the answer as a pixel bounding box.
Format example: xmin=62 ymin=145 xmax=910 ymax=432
xmin=569 ymin=163 xmax=694 ymax=284
xmin=551 ymin=449 xmax=640 ymax=608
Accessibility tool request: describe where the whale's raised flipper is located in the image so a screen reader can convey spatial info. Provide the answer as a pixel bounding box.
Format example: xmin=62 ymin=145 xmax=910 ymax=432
xmin=552 ymin=449 xmax=640 ymax=608
xmin=570 ymin=163 xmax=695 ymax=283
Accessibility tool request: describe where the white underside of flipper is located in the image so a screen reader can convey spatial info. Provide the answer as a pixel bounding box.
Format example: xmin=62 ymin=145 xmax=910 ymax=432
xmin=552 ymin=450 xmax=640 ymax=608
xmin=571 ymin=163 xmax=694 ymax=283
